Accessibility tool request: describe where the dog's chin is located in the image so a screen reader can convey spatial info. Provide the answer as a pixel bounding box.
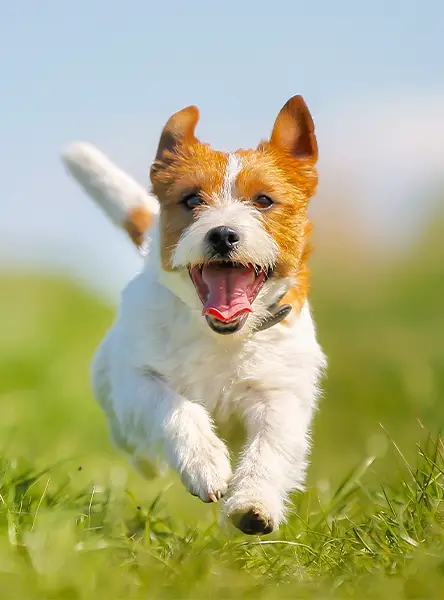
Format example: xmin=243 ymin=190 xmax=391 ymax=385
xmin=188 ymin=261 xmax=271 ymax=335
xmin=204 ymin=312 xmax=250 ymax=335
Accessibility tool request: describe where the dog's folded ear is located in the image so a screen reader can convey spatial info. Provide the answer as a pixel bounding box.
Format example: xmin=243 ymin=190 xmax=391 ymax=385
xmin=270 ymin=95 xmax=318 ymax=162
xmin=151 ymin=106 xmax=200 ymax=175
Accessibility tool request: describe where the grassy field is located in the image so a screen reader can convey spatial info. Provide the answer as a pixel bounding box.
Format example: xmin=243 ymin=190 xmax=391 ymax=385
xmin=1 ymin=218 xmax=443 ymax=599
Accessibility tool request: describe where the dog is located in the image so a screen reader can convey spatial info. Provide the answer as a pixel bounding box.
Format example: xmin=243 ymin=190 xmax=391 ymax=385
xmin=61 ymin=95 xmax=326 ymax=535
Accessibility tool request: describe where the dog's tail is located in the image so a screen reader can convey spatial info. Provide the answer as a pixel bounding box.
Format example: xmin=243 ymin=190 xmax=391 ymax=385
xmin=61 ymin=142 xmax=159 ymax=250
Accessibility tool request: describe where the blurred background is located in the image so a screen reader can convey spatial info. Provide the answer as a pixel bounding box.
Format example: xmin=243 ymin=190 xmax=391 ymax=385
xmin=1 ymin=0 xmax=443 ymax=506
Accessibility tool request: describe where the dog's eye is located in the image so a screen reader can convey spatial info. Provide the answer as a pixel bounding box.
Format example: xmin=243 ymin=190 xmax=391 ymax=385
xmin=182 ymin=194 xmax=203 ymax=209
xmin=253 ymin=195 xmax=274 ymax=210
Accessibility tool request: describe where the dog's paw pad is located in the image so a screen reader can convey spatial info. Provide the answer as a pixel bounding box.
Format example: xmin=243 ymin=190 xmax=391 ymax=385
xmin=233 ymin=508 xmax=274 ymax=535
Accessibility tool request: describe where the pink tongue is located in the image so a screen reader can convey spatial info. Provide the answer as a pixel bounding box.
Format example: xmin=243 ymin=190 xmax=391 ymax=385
xmin=201 ymin=265 xmax=255 ymax=322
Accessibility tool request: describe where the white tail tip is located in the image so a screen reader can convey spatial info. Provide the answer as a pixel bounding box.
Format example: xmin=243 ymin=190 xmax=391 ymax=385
xmin=61 ymin=142 xmax=159 ymax=248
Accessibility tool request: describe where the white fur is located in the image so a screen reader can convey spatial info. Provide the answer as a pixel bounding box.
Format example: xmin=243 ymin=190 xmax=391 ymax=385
xmin=222 ymin=152 xmax=241 ymax=201
xmin=61 ymin=142 xmax=159 ymax=229
xmin=173 ymin=153 xmax=278 ymax=273
xmin=172 ymin=200 xmax=278 ymax=272
xmin=63 ymin=143 xmax=326 ymax=533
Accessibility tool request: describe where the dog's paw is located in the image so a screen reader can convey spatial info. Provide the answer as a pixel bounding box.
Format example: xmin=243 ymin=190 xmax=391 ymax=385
xmin=178 ymin=436 xmax=232 ymax=503
xmin=230 ymin=507 xmax=275 ymax=535
xmin=223 ymin=488 xmax=283 ymax=535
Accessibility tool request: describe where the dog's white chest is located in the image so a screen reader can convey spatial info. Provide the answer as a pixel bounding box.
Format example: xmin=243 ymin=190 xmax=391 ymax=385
xmin=118 ymin=272 xmax=250 ymax=414
xmin=166 ymin=343 xmax=242 ymax=414
xmin=116 ymin=268 xmax=323 ymax=422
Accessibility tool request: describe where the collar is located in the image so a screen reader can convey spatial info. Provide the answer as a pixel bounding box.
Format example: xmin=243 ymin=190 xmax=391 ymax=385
xmin=253 ymin=291 xmax=292 ymax=333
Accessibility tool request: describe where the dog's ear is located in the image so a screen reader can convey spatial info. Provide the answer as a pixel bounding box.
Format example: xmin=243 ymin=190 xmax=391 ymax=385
xmin=152 ymin=105 xmax=200 ymax=169
xmin=270 ymin=95 xmax=318 ymax=162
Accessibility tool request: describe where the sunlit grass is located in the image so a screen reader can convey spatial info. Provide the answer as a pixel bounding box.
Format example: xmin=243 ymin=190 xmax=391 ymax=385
xmin=1 ymin=433 xmax=444 ymax=598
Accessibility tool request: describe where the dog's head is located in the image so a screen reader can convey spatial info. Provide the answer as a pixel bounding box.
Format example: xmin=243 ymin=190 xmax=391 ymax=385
xmin=150 ymin=96 xmax=318 ymax=335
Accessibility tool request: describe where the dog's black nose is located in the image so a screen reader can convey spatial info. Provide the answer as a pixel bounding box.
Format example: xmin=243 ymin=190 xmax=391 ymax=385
xmin=206 ymin=226 xmax=240 ymax=256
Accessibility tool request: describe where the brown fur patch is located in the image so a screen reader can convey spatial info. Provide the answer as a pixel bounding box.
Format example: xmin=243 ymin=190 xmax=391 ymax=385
xmin=235 ymin=95 xmax=318 ymax=316
xmin=151 ymin=143 xmax=228 ymax=270
xmin=236 ymin=146 xmax=317 ymax=282
xmin=281 ymin=229 xmax=312 ymax=320
xmin=123 ymin=206 xmax=153 ymax=248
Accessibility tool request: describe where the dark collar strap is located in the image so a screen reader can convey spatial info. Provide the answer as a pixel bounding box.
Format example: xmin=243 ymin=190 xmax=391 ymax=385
xmin=254 ymin=303 xmax=292 ymax=332
xmin=253 ymin=290 xmax=293 ymax=333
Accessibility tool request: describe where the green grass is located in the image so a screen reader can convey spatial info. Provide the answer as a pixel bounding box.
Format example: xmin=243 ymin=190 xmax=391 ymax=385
xmin=0 ymin=218 xmax=443 ymax=599
xmin=2 ymin=434 xmax=444 ymax=599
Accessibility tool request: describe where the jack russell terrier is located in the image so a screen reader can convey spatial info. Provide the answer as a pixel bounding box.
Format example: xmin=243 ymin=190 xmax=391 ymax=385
xmin=61 ymin=95 xmax=326 ymax=535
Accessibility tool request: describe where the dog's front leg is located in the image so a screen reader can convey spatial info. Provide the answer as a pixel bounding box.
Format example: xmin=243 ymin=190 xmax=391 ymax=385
xmin=224 ymin=387 xmax=316 ymax=534
xmin=112 ymin=369 xmax=232 ymax=502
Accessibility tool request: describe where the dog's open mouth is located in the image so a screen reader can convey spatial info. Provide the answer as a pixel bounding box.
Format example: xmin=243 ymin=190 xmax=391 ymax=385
xmin=189 ymin=262 xmax=268 ymax=334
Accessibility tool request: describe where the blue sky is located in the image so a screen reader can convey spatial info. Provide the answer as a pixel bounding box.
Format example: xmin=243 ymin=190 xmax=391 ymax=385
xmin=1 ymin=0 xmax=443 ymax=296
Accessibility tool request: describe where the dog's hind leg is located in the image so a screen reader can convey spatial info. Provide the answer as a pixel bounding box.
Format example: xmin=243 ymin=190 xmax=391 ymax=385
xmin=91 ymin=339 xmax=164 ymax=478
xmin=91 ymin=336 xmax=132 ymax=454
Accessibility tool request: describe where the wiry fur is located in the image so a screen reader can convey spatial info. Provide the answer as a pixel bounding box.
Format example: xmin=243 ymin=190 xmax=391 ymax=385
xmin=62 ymin=96 xmax=327 ymax=535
